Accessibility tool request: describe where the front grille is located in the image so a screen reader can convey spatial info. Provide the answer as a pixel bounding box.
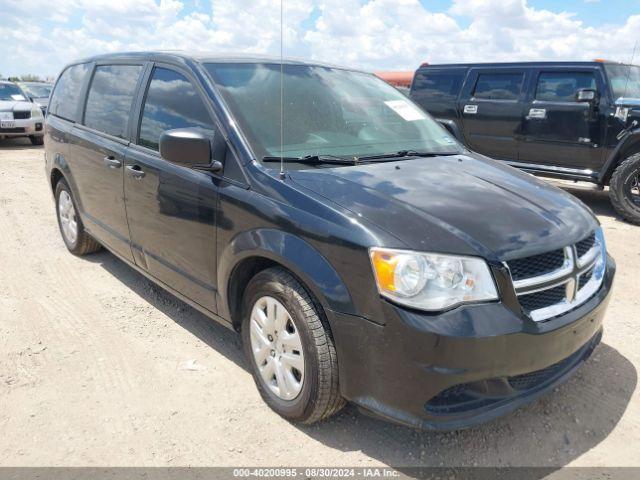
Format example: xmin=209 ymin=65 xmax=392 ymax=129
xmin=12 ymin=110 xmax=30 ymax=119
xmin=579 ymin=268 xmax=593 ymax=290
xmin=518 ymin=284 xmax=566 ymax=313
xmin=0 ymin=127 xmax=26 ymax=133
xmin=576 ymin=233 xmax=595 ymax=258
xmin=506 ymin=230 xmax=604 ymax=322
xmin=506 ymin=248 xmax=565 ymax=281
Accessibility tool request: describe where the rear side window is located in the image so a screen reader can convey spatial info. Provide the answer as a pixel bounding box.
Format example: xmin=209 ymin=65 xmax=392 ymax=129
xmin=49 ymin=63 xmax=90 ymax=121
xmin=84 ymin=65 xmax=142 ymax=139
xmin=412 ymin=71 xmax=464 ymax=99
xmin=473 ymin=72 xmax=524 ymax=100
xmin=535 ymin=72 xmax=597 ymax=102
xmin=138 ymin=68 xmax=213 ymax=151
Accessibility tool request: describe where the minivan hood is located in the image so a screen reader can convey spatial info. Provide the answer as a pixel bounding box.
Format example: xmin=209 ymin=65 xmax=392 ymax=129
xmin=289 ymin=153 xmax=598 ymax=261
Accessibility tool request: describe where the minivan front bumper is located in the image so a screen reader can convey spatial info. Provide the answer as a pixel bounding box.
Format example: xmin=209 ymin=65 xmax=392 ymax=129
xmin=329 ymin=255 xmax=615 ymax=430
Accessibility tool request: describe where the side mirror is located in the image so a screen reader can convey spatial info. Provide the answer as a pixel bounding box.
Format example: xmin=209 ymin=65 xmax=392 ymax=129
xmin=159 ymin=128 xmax=222 ymax=172
xmin=576 ymin=88 xmax=597 ymax=103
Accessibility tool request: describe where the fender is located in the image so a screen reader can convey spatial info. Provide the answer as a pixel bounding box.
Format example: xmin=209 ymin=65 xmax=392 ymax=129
xmin=598 ymin=128 xmax=640 ymax=184
xmin=436 ymin=118 xmax=463 ymax=141
xmin=49 ymin=153 xmax=84 ymax=208
xmin=216 ymin=228 xmax=355 ymax=323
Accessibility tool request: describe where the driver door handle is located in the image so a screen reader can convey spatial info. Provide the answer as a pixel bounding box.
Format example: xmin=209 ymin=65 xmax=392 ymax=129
xmin=126 ymin=165 xmax=146 ymax=180
xmin=103 ymin=156 xmax=122 ymax=169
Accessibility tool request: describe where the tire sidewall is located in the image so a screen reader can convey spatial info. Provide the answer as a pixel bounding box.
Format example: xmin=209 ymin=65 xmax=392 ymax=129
xmin=54 ymin=180 xmax=80 ymax=251
xmin=241 ymin=272 xmax=320 ymax=420
xmin=611 ymin=154 xmax=640 ymax=223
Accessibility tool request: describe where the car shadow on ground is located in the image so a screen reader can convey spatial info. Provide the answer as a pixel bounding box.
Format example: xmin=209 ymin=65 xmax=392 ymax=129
xmin=0 ymin=137 xmax=42 ymax=150
xmin=90 ymin=248 xmax=636 ymax=474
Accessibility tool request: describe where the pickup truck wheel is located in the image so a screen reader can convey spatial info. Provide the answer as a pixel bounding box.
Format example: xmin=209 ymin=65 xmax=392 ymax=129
xmin=609 ymin=153 xmax=640 ymax=225
xmin=29 ymin=135 xmax=44 ymax=146
xmin=54 ymin=179 xmax=102 ymax=255
xmin=241 ymin=267 xmax=345 ymax=424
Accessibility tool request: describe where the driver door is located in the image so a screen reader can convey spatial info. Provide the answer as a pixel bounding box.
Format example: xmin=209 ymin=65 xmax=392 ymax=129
xmin=124 ymin=65 xmax=220 ymax=312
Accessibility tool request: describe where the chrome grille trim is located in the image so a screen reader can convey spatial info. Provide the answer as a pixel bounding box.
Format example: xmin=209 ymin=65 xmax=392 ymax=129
xmin=504 ymin=231 xmax=605 ymax=322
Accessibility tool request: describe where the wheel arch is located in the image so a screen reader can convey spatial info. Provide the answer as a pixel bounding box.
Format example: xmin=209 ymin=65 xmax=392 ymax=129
xmin=218 ymin=229 xmax=355 ymax=331
xmin=600 ymin=130 xmax=640 ymax=184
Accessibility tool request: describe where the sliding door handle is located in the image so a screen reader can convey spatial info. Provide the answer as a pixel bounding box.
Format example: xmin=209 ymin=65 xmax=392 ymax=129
xmin=103 ymin=156 xmax=122 ymax=169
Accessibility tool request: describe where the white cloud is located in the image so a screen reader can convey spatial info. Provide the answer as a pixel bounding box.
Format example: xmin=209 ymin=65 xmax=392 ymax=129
xmin=0 ymin=0 xmax=638 ymax=78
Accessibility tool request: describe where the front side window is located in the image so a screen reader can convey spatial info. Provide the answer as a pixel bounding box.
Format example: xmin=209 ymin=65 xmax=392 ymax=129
xmin=84 ymin=65 xmax=142 ymax=138
xmin=138 ymin=68 xmax=214 ymax=151
xmin=49 ymin=63 xmax=90 ymax=121
xmin=473 ymin=72 xmax=524 ymax=100
xmin=204 ymin=63 xmax=461 ymax=164
xmin=535 ymin=72 xmax=597 ymax=102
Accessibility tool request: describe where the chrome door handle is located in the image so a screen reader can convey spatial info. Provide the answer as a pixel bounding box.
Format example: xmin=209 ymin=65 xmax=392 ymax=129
xmin=103 ymin=156 xmax=122 ymax=168
xmin=126 ymin=165 xmax=145 ymax=180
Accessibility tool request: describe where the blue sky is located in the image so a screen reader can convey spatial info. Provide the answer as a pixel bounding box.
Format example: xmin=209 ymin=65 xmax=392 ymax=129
xmin=0 ymin=0 xmax=639 ymax=79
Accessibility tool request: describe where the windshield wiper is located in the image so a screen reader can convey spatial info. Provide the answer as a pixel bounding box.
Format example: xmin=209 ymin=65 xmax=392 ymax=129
xmin=262 ymin=154 xmax=358 ymax=165
xmin=355 ymin=150 xmax=459 ymax=162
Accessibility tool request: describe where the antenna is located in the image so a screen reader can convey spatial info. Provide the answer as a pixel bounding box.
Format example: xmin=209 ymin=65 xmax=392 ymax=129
xmin=279 ymin=0 xmax=285 ymax=179
xmin=623 ymin=40 xmax=638 ymax=99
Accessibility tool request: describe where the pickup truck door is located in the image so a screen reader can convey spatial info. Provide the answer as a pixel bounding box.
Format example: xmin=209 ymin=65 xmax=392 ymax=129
xmin=457 ymin=68 xmax=526 ymax=160
xmin=518 ymin=68 xmax=605 ymax=170
xmin=123 ymin=65 xmax=220 ymax=313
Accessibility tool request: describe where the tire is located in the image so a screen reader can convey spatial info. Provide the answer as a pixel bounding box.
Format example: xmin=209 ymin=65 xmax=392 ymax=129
xmin=609 ymin=153 xmax=640 ymax=225
xmin=29 ymin=135 xmax=44 ymax=146
xmin=241 ymin=267 xmax=345 ymax=424
xmin=54 ymin=179 xmax=102 ymax=256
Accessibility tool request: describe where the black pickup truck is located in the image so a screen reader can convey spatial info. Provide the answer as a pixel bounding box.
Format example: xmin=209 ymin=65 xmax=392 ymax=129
xmin=410 ymin=61 xmax=640 ymax=224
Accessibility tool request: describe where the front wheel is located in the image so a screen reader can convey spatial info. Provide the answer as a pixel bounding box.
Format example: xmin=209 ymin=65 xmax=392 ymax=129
xmin=241 ymin=267 xmax=345 ymax=424
xmin=609 ymin=153 xmax=640 ymax=225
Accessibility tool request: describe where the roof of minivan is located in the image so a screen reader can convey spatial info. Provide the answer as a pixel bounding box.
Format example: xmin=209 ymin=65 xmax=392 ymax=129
xmin=68 ymin=51 xmax=363 ymax=72
xmin=418 ymin=61 xmax=631 ymax=69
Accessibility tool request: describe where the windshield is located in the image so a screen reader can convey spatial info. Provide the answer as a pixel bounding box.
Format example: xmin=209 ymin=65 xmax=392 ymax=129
xmin=204 ymin=63 xmax=462 ymax=165
xmin=20 ymin=83 xmax=52 ymax=98
xmin=605 ymin=64 xmax=640 ymax=99
xmin=0 ymin=83 xmax=27 ymax=101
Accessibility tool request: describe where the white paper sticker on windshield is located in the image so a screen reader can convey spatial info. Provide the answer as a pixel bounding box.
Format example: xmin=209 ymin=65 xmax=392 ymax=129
xmin=384 ymin=100 xmax=426 ymax=121
xmin=11 ymin=94 xmax=26 ymax=101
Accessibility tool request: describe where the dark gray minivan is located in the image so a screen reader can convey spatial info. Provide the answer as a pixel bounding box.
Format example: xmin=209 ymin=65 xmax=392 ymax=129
xmin=45 ymin=52 xmax=614 ymax=429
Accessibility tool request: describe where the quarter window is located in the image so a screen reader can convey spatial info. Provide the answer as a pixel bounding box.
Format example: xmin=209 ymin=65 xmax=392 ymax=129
xmin=84 ymin=65 xmax=142 ymax=139
xmin=413 ymin=71 xmax=464 ymax=99
xmin=473 ymin=73 xmax=524 ymax=100
xmin=535 ymin=72 xmax=597 ymax=102
xmin=138 ymin=68 xmax=213 ymax=151
xmin=49 ymin=63 xmax=90 ymax=121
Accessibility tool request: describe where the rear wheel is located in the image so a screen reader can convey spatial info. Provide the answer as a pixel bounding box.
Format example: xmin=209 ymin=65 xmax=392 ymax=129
xmin=241 ymin=267 xmax=345 ymax=424
xmin=54 ymin=179 xmax=102 ymax=255
xmin=609 ymin=153 xmax=640 ymax=225
xmin=29 ymin=135 xmax=44 ymax=146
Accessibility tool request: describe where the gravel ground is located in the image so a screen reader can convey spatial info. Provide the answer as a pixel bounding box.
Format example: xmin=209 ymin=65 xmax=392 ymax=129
xmin=0 ymin=138 xmax=638 ymax=470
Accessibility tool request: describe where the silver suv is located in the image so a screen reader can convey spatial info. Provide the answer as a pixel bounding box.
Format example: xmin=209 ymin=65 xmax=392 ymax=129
xmin=0 ymin=81 xmax=45 ymax=145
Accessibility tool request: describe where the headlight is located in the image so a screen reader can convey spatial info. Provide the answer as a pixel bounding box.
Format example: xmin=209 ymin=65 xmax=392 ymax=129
xmin=369 ymin=248 xmax=498 ymax=311
xmin=31 ymin=106 xmax=43 ymax=119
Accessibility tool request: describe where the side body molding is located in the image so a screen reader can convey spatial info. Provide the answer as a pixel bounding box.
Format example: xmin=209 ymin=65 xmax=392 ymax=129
xmin=216 ymin=228 xmax=355 ymax=323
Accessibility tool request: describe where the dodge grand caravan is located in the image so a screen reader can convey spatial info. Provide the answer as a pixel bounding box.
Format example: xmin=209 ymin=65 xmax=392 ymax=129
xmin=45 ymin=52 xmax=615 ymax=430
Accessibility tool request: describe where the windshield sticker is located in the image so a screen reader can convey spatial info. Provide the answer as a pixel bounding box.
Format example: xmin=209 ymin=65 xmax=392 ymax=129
xmin=11 ymin=94 xmax=26 ymax=101
xmin=384 ymin=100 xmax=426 ymax=121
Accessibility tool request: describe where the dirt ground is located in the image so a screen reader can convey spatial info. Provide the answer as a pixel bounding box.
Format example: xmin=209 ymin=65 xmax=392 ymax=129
xmin=0 ymin=137 xmax=638 ymax=470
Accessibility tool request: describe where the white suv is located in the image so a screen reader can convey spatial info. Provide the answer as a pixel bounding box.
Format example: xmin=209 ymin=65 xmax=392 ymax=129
xmin=0 ymin=81 xmax=45 ymax=145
